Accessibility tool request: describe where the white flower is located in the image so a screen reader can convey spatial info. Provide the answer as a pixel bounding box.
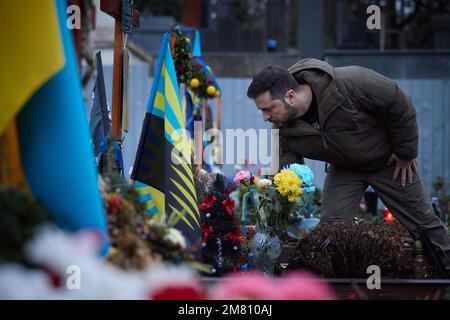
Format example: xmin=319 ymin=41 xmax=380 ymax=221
xmin=24 ymin=226 xmax=144 ymax=299
xmin=163 ymin=228 xmax=186 ymax=248
xmin=257 ymin=178 xmax=272 ymax=189
xmin=0 ymin=226 xmax=202 ymax=299
xmin=0 ymin=264 xmax=64 ymax=299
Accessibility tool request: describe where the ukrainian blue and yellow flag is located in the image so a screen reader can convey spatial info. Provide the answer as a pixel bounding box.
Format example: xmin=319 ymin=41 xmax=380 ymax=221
xmin=0 ymin=0 xmax=108 ymax=253
xmin=132 ymin=33 xmax=200 ymax=243
xmin=191 ymin=30 xmax=221 ymax=93
xmin=0 ymin=1 xmax=65 ymax=134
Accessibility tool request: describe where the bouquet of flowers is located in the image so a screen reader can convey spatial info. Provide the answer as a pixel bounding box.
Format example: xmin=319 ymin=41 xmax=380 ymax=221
xmin=234 ymin=170 xmax=256 ymax=196
xmin=248 ymin=165 xmax=306 ymax=274
xmin=282 ymin=164 xmax=320 ymax=233
xmin=232 ymin=170 xmax=261 ymax=236
xmin=259 ymin=167 xmax=304 ymax=233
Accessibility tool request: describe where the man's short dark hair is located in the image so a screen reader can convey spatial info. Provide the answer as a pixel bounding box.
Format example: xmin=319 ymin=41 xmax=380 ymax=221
xmin=247 ymin=65 xmax=299 ymax=99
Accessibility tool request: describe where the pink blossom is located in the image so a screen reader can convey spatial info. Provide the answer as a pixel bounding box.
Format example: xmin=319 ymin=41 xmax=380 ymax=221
xmin=210 ymin=272 xmax=278 ymax=300
xmin=210 ymin=271 xmax=336 ymax=300
xmin=277 ymin=272 xmax=337 ymax=300
xmin=233 ymin=170 xmax=251 ymax=186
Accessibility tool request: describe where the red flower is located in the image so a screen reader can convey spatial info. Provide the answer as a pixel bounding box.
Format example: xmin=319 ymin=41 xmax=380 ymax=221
xmin=176 ymin=65 xmax=185 ymax=73
xmin=150 ymin=286 xmax=205 ymax=300
xmin=201 ymin=223 xmax=214 ymax=242
xmin=192 ymin=61 xmax=202 ymax=70
xmin=347 ymin=293 xmax=357 ymax=300
xmin=226 ymin=232 xmax=242 ymax=242
xmin=44 ymin=267 xmax=61 ymax=288
xmin=108 ymin=194 xmax=124 ymax=214
xmin=222 ymin=199 xmax=235 ymax=217
xmin=199 ymin=195 xmax=217 ymax=211
xmin=226 ymin=187 xmax=232 ymax=196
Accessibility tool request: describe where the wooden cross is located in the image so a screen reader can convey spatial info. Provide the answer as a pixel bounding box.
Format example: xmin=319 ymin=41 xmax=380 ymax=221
xmin=100 ymin=0 xmax=139 ymax=140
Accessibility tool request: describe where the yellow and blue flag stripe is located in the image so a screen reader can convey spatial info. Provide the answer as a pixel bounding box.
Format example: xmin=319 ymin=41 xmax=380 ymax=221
xmin=1 ymin=0 xmax=108 ymax=253
xmin=132 ymin=33 xmax=200 ymax=243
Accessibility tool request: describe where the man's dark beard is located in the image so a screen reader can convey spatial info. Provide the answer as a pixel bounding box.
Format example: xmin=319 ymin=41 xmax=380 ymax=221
xmin=283 ymin=101 xmax=298 ymax=123
xmin=273 ymin=102 xmax=297 ymax=128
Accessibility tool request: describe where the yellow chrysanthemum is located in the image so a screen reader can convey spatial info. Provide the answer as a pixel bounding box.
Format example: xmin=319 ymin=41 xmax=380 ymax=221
xmin=274 ymin=169 xmax=303 ymax=202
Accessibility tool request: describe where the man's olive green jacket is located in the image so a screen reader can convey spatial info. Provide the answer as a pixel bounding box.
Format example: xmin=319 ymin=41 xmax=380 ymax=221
xmin=277 ymin=58 xmax=418 ymax=172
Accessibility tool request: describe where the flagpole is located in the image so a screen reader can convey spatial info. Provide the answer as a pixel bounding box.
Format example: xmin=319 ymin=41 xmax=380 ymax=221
xmin=110 ymin=18 xmax=124 ymax=140
xmin=216 ymin=97 xmax=222 ymax=166
xmin=197 ymin=102 xmax=204 ymax=166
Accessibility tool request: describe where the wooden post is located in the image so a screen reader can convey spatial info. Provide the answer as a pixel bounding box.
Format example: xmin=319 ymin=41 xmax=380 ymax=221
xmin=111 ymin=20 xmax=123 ymax=140
xmin=195 ymin=104 xmax=204 ymax=165
xmin=216 ymin=97 xmax=222 ymax=131
xmin=0 ymin=119 xmax=26 ymax=188
xmin=182 ymin=0 xmax=202 ymax=27
xmin=100 ymin=0 xmax=139 ymax=141
xmin=70 ymin=0 xmax=96 ymax=71
xmin=204 ymin=99 xmax=211 ymax=131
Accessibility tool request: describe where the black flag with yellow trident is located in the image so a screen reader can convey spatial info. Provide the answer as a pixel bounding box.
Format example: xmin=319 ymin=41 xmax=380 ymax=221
xmin=132 ymin=33 xmax=201 ymax=247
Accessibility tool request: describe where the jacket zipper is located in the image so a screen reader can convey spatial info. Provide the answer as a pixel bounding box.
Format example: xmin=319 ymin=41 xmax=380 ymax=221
xmin=321 ymin=135 xmax=328 ymax=149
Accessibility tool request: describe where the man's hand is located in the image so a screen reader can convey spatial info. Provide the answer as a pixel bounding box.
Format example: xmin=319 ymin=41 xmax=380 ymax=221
xmin=387 ymin=153 xmax=419 ymax=187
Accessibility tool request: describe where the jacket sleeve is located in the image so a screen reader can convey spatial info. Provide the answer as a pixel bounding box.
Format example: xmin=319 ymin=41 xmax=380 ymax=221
xmin=353 ymin=67 xmax=418 ymax=161
xmin=272 ymin=125 xmax=305 ymax=171
xmin=278 ymin=135 xmax=304 ymax=170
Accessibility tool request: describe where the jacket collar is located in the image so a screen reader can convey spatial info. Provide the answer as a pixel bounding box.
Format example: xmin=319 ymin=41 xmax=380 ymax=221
xmin=288 ymin=58 xmax=335 ymax=78
xmin=288 ymin=58 xmax=345 ymax=128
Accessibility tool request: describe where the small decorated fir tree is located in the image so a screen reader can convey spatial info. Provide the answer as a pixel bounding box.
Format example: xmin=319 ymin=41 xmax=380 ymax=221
xmin=199 ymin=174 xmax=245 ymax=276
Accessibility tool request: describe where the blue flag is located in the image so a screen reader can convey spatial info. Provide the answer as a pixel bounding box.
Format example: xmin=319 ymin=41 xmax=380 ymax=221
xmin=191 ymin=30 xmax=221 ymax=92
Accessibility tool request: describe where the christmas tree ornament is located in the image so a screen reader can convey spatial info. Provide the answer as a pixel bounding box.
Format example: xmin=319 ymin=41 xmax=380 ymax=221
xmin=190 ymin=78 xmax=200 ymax=88
xmin=206 ymin=85 xmax=216 ymax=96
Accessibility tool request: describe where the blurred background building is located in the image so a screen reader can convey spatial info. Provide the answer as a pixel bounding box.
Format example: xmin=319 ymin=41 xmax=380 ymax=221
xmin=131 ymin=0 xmax=450 ymax=73
xmin=90 ymin=0 xmax=450 ymax=193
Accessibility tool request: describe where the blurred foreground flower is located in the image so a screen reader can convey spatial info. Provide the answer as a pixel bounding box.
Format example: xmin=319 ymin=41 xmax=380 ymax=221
xmin=0 ymin=227 xmax=200 ymax=299
xmin=210 ymin=271 xmax=336 ymax=300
